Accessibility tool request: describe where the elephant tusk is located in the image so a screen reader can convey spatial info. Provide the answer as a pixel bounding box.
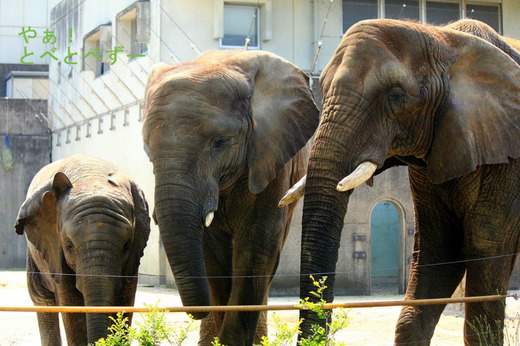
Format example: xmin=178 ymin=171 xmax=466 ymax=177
xmin=337 ymin=161 xmax=377 ymax=192
xmin=205 ymin=212 xmax=215 ymax=227
xmin=278 ymin=175 xmax=306 ymax=207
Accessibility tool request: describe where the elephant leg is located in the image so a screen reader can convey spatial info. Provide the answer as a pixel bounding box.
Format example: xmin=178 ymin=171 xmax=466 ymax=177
xmin=395 ymin=172 xmax=466 ymax=345
xmin=461 ymin=163 xmax=520 ymax=345
xmin=462 ymin=204 xmax=520 ymax=343
xmin=219 ymin=220 xmax=286 ymax=345
xmin=463 ymin=258 xmax=510 ymax=346
xmin=56 ymin=275 xmax=88 ymax=346
xmin=35 ymin=312 xmax=62 ymax=346
xmin=60 ymin=313 xmax=87 ymax=346
xmin=26 ymin=256 xmax=62 ymax=346
xmin=200 ymin=228 xmax=233 ymax=345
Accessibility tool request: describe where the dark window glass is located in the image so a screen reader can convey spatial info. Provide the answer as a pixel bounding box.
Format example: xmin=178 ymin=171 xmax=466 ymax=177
xmin=385 ymin=0 xmax=420 ymax=21
xmin=426 ymin=1 xmax=460 ymax=25
xmin=466 ymin=4 xmax=501 ymax=33
xmin=343 ymin=0 xmax=378 ymax=33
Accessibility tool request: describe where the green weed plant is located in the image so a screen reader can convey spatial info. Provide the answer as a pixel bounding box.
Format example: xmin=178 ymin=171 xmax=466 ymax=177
xmin=94 ymin=276 xmax=350 ymax=345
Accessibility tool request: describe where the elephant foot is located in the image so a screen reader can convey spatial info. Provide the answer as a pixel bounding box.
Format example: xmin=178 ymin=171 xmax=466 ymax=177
xmin=394 ymin=307 xmax=434 ymax=346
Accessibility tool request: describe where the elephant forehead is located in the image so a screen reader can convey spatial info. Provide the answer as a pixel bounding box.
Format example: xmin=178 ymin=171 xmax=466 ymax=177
xmin=63 ymin=186 xmax=133 ymax=222
xmin=323 ymin=36 xmax=424 ymax=98
xmin=143 ymin=94 xmax=249 ymax=146
xmin=144 ymin=81 xmax=247 ymax=130
xmin=158 ymin=65 xmax=251 ymax=101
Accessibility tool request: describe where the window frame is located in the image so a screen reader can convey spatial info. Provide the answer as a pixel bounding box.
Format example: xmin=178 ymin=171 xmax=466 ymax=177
xmin=383 ymin=0 xmax=421 ymax=21
xmin=220 ymin=3 xmax=261 ymax=49
xmin=340 ymin=0 xmax=502 ymax=34
xmin=342 ymin=0 xmax=379 ymax=34
xmin=465 ymin=2 xmax=502 ymax=34
xmin=214 ymin=0 xmax=272 ymax=47
xmin=83 ymin=25 xmax=112 ymax=77
xmin=116 ymin=0 xmax=150 ymax=58
xmin=424 ymin=0 xmax=462 ymax=26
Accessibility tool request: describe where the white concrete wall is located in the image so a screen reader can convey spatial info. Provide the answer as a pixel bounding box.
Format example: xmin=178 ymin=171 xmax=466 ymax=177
xmin=0 ymin=0 xmax=52 ymax=64
xmin=503 ymin=0 xmax=520 ymax=38
xmin=51 ymin=103 xmax=168 ymax=282
xmin=155 ymin=0 xmax=319 ymax=70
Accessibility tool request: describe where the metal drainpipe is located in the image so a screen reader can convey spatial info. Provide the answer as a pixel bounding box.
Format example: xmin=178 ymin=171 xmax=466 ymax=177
xmin=314 ymin=0 xmax=320 ymax=69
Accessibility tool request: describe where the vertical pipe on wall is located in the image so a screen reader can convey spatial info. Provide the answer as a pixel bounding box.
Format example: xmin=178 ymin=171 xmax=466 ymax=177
xmin=420 ymin=0 xmax=426 ymax=24
xmin=313 ymin=0 xmax=320 ymax=73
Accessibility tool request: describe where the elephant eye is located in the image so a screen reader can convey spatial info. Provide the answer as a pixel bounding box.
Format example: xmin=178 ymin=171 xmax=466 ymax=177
xmin=388 ymin=86 xmax=405 ymax=115
xmin=211 ymin=136 xmax=231 ymax=151
xmin=65 ymin=239 xmax=75 ymax=252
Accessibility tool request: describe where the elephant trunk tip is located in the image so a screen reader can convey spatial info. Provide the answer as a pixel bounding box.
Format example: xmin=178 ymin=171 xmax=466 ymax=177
xmin=187 ymin=310 xmax=209 ymax=320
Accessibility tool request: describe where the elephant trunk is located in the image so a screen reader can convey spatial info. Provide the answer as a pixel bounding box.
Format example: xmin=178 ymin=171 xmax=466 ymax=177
xmin=154 ymin=170 xmax=213 ymax=320
xmin=299 ymin=121 xmax=355 ymax=337
xmin=76 ymin=245 xmax=121 ymax=343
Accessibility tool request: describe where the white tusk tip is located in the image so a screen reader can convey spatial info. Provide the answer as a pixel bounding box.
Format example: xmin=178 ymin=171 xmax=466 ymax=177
xmin=205 ymin=212 xmax=215 ymax=227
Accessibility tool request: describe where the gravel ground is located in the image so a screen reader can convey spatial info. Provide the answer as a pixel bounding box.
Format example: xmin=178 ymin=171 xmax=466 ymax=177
xmin=1 ymin=269 xmax=519 ymax=345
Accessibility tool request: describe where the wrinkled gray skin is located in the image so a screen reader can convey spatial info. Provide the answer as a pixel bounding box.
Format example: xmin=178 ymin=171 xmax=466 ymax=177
xmin=298 ymin=19 xmax=520 ymax=345
xmin=446 ymin=19 xmax=520 ymax=61
xmin=15 ymin=154 xmax=151 ymax=345
xmin=142 ymin=50 xmax=319 ymax=345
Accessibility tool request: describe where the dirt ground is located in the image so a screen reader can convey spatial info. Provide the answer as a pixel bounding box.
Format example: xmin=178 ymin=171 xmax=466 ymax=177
xmin=1 ymin=270 xmax=519 ymax=345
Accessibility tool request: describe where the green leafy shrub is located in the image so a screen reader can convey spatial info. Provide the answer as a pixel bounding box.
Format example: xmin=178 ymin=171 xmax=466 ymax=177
xmin=92 ymin=313 xmax=131 ymax=346
xmin=297 ymin=275 xmax=350 ymax=346
xmin=94 ymin=277 xmax=351 ymax=346
xmin=91 ymin=303 xmax=195 ymax=346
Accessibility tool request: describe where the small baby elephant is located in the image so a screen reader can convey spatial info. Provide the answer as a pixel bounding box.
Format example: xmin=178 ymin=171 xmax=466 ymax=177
xmin=15 ymin=154 xmax=151 ymax=346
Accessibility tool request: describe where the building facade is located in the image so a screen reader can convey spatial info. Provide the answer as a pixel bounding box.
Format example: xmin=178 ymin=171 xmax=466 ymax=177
xmin=9 ymin=0 xmax=519 ymax=293
xmin=0 ymin=0 xmax=54 ymax=268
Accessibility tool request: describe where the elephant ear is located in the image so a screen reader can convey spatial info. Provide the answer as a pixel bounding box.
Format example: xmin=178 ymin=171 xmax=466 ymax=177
xmin=426 ymin=29 xmax=520 ymax=184
xmin=142 ymin=62 xmax=176 ymax=121
xmin=228 ymin=50 xmax=320 ymax=194
xmin=15 ymin=172 xmax=72 ymax=284
xmin=125 ymin=180 xmax=151 ymax=280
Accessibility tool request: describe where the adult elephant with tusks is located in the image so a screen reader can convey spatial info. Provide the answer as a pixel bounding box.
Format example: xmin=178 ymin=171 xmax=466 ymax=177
xmin=280 ymin=19 xmax=520 ymax=345
xmin=142 ymin=50 xmax=319 ymax=345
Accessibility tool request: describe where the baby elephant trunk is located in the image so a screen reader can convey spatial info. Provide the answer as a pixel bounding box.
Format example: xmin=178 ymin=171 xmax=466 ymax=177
xmin=76 ymin=245 xmax=122 ymax=343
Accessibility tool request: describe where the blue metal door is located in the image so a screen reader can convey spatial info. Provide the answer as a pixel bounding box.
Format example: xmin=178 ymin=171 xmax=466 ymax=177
xmin=371 ymin=201 xmax=399 ymax=281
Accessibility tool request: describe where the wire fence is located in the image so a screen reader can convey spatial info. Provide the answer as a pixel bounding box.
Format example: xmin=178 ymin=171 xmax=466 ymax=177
xmin=11 ymin=250 xmax=517 ymax=281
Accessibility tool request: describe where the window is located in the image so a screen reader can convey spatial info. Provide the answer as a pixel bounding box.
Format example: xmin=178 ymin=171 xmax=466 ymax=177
xmin=341 ymin=1 xmax=502 ymax=35
xmin=221 ymin=4 xmax=260 ymax=48
xmin=83 ymin=25 xmax=111 ymax=77
xmin=57 ymin=62 xmax=61 ymax=84
xmin=343 ymin=0 xmax=378 ymax=33
xmin=131 ymin=17 xmax=148 ymax=55
xmin=116 ymin=1 xmax=150 ymax=57
xmin=466 ymin=3 xmax=501 ymax=33
xmin=426 ymin=1 xmax=460 ymax=25
xmin=385 ymin=0 xmax=420 ymax=21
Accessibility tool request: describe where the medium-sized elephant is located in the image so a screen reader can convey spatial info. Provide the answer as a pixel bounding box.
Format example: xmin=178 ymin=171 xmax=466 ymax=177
xmin=15 ymin=154 xmax=151 ymax=345
xmin=281 ymin=19 xmax=520 ymax=345
xmin=142 ymin=49 xmax=319 ymax=345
